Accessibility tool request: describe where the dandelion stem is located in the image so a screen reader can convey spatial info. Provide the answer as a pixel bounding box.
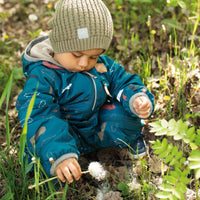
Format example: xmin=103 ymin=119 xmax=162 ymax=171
xmin=28 ymin=170 xmax=90 ymax=190
xmin=81 ymin=170 xmax=89 ymax=174
xmin=28 ymin=176 xmax=59 ymax=189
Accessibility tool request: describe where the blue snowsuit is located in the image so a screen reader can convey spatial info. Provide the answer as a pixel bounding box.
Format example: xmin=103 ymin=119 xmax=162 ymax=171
xmin=16 ymin=36 xmax=154 ymax=177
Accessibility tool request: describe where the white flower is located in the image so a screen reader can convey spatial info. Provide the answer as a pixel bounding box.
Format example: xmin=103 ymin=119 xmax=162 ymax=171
xmin=88 ymin=162 xmax=107 ymax=181
xmin=96 ymin=189 xmax=104 ymax=200
xmin=28 ymin=14 xmax=38 ymax=22
xmin=127 ymin=177 xmax=141 ymax=191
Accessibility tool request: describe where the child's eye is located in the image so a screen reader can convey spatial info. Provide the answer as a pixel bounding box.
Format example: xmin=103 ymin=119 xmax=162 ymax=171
xmin=72 ymin=53 xmax=81 ymax=58
xmin=90 ymin=56 xmax=98 ymax=60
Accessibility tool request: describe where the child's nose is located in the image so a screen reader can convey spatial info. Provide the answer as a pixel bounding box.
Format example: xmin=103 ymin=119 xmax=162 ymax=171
xmin=78 ymin=56 xmax=88 ymax=68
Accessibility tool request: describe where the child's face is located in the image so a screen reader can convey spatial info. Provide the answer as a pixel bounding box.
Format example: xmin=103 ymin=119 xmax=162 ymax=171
xmin=54 ymin=49 xmax=104 ymax=72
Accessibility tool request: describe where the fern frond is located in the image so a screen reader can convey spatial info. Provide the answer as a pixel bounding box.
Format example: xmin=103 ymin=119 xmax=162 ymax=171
xmin=150 ymin=118 xmax=200 ymax=199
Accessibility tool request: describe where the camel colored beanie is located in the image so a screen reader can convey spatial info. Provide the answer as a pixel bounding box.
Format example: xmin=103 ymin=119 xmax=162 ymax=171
xmin=48 ymin=0 xmax=113 ymax=53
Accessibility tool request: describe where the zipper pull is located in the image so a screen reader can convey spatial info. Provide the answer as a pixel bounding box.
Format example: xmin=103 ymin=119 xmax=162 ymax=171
xmin=104 ymin=84 xmax=112 ymax=97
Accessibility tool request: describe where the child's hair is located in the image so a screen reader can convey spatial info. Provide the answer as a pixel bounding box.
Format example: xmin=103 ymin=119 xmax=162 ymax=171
xmin=48 ymin=0 xmax=113 ymax=53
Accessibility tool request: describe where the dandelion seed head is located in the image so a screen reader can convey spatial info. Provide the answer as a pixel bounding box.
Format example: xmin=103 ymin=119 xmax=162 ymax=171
xmin=88 ymin=162 xmax=107 ymax=181
xmin=28 ymin=14 xmax=38 ymax=22
xmin=128 ymin=178 xmax=141 ymax=191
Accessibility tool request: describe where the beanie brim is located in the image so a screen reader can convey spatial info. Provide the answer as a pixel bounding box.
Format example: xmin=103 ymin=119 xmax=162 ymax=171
xmin=50 ymin=36 xmax=112 ymax=53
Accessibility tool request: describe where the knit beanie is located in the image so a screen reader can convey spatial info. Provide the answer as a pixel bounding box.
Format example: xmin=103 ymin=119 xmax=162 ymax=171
xmin=48 ymin=0 xmax=113 ymax=53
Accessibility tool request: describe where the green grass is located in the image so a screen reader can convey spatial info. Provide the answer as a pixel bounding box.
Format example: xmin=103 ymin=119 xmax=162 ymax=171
xmin=0 ymin=0 xmax=200 ymax=199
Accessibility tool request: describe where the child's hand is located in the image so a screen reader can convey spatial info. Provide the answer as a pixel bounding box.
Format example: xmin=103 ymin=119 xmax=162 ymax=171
xmin=56 ymin=157 xmax=82 ymax=183
xmin=133 ymin=96 xmax=151 ymax=119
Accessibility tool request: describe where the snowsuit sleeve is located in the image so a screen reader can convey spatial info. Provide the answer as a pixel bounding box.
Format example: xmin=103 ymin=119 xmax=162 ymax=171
xmin=16 ymin=65 xmax=80 ymax=177
xmin=100 ymin=55 xmax=154 ymax=117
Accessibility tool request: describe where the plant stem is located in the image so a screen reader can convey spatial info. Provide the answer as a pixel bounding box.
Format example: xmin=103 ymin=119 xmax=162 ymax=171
xmin=28 ymin=170 xmax=90 ymax=189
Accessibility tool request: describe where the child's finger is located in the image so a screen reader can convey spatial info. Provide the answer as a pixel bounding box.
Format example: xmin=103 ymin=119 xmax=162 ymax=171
xmin=56 ymin=168 xmax=67 ymax=183
xmin=138 ymin=108 xmax=151 ymax=118
xmin=68 ymin=162 xmax=82 ymax=181
xmin=133 ymin=96 xmax=143 ymax=109
xmin=63 ymin=166 xmax=74 ymax=183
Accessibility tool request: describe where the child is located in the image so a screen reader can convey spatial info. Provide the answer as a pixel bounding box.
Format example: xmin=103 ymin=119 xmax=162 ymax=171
xmin=16 ymin=0 xmax=154 ymax=184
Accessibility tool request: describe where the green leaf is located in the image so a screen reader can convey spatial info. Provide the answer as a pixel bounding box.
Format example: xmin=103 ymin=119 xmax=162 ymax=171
xmin=173 ymin=133 xmax=183 ymax=140
xmin=165 ymin=155 xmax=173 ymax=164
xmin=178 ymin=1 xmax=186 ymax=8
xmin=179 ymin=177 xmax=190 ymax=185
xmin=177 ymin=182 xmax=187 ymax=192
xmin=171 ymin=146 xmax=178 ymax=155
xmin=189 ymin=161 xmax=200 ymax=169
xmin=25 ymin=163 xmax=34 ymax=174
xmin=159 ymin=183 xmax=174 ymax=192
xmin=12 ymin=67 xmax=23 ymax=80
xmin=168 ymin=119 xmax=176 ymax=127
xmin=172 ymin=187 xmax=184 ymax=199
xmin=190 ymin=142 xmax=198 ymax=150
xmin=186 ymin=127 xmax=195 ymax=137
xmin=175 ymin=151 xmax=183 ymax=160
xmin=181 ymin=157 xmax=187 ymax=163
xmin=162 ymin=19 xmax=183 ymax=31
xmin=188 ymin=150 xmax=200 ymax=161
xmin=19 ymin=85 xmax=38 ymax=167
xmin=0 ymin=73 xmax=13 ymax=109
xmin=149 ymin=121 xmax=162 ymax=132
xmin=166 ymin=0 xmax=178 ymax=7
xmin=155 ymin=191 xmax=171 ymax=198
xmin=159 ymin=150 xmax=169 ymax=159
xmin=153 ymin=138 xmax=168 ymax=154
xmin=117 ymin=182 xmax=129 ymax=196
xmin=183 ymin=138 xmax=190 ymax=144
xmin=165 ymin=175 xmax=177 ymax=185
xmin=155 ymin=128 xmax=169 ymax=136
xmin=169 ymin=158 xmax=177 ymax=166
xmin=195 ymin=168 xmax=200 ymax=179
xmin=167 ymin=129 xmax=178 ymax=136
xmin=0 ymin=192 xmax=14 ymax=200
xmin=179 ymin=121 xmax=188 ymax=135
xmin=161 ymin=119 xmax=168 ymax=128
xmin=170 ymin=169 xmax=181 ymax=178
xmin=165 ymin=143 xmax=173 ymax=154
xmin=170 ymin=194 xmax=179 ymax=200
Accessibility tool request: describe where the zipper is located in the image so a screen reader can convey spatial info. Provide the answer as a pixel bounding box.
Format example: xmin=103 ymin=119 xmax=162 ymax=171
xmin=84 ymin=71 xmax=97 ymax=111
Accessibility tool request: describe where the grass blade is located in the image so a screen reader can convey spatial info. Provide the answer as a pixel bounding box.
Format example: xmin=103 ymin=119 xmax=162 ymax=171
xmin=0 ymin=72 xmax=13 ymax=109
xmin=0 ymin=73 xmax=13 ymax=149
xmin=19 ymin=84 xmax=38 ymax=167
